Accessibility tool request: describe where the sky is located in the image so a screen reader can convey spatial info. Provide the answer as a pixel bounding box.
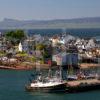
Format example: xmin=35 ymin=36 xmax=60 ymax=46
xmin=0 ymin=0 xmax=100 ymax=21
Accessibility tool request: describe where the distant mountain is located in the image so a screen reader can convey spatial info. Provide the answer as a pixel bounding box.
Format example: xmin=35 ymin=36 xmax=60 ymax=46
xmin=0 ymin=17 xmax=100 ymax=29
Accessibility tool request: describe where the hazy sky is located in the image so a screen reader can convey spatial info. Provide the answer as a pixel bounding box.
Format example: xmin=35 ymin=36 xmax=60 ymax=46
xmin=0 ymin=0 xmax=100 ymax=20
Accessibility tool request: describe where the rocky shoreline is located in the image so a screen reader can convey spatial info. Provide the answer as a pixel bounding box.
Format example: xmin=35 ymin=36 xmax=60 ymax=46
xmin=0 ymin=63 xmax=51 ymax=70
xmin=0 ymin=63 xmax=100 ymax=70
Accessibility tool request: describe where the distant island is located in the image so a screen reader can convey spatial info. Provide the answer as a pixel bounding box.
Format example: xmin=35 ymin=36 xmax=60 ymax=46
xmin=0 ymin=17 xmax=100 ymax=29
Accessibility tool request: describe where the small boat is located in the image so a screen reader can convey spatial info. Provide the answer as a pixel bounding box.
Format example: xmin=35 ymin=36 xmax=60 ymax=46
xmin=25 ymin=78 xmax=66 ymax=93
xmin=25 ymin=70 xmax=67 ymax=93
xmin=25 ymin=67 xmax=66 ymax=93
xmin=25 ymin=41 xmax=66 ymax=93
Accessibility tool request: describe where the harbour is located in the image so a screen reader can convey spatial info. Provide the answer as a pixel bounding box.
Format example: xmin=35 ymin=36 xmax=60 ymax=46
xmin=0 ymin=29 xmax=100 ymax=95
xmin=0 ymin=69 xmax=100 ymax=100
xmin=0 ymin=0 xmax=100 ymax=99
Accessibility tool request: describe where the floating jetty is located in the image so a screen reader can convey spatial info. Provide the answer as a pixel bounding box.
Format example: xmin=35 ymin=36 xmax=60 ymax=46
xmin=80 ymin=63 xmax=100 ymax=69
xmin=66 ymin=78 xmax=100 ymax=92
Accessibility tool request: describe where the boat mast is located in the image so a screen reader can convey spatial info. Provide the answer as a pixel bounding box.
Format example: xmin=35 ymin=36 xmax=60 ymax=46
xmin=48 ymin=41 xmax=53 ymax=78
xmin=35 ymin=40 xmax=41 ymax=73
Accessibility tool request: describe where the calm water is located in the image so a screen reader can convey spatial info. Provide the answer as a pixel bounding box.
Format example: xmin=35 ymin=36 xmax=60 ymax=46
xmin=1 ymin=28 xmax=100 ymax=38
xmin=0 ymin=28 xmax=100 ymax=99
xmin=0 ymin=69 xmax=100 ymax=100
xmin=27 ymin=28 xmax=100 ymax=38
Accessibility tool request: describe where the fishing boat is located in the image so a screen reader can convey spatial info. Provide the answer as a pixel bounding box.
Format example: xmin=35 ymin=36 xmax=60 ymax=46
xmin=25 ymin=75 xmax=67 ymax=93
xmin=25 ymin=66 xmax=67 ymax=92
xmin=25 ymin=40 xmax=67 ymax=93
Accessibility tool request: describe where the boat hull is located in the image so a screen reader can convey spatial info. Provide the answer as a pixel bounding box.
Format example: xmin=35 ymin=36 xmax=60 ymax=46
xmin=25 ymin=83 xmax=67 ymax=93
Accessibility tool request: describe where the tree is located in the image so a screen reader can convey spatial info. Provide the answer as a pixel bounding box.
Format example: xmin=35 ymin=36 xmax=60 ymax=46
xmin=36 ymin=43 xmax=45 ymax=50
xmin=15 ymin=30 xmax=26 ymax=40
xmin=6 ymin=30 xmax=26 ymax=45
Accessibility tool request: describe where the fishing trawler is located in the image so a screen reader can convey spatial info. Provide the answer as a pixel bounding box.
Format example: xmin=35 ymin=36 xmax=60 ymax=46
xmin=25 ymin=74 xmax=66 ymax=93
xmin=25 ymin=39 xmax=67 ymax=93
xmin=25 ymin=67 xmax=67 ymax=93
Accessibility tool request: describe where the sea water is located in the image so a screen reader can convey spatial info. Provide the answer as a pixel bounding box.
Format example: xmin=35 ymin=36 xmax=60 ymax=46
xmin=0 ymin=69 xmax=100 ymax=100
xmin=0 ymin=28 xmax=100 ymax=100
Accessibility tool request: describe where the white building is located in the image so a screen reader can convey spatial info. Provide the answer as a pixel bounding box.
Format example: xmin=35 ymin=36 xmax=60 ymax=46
xmin=18 ymin=42 xmax=23 ymax=52
xmin=86 ymin=39 xmax=96 ymax=49
xmin=52 ymin=52 xmax=78 ymax=67
xmin=59 ymin=35 xmax=76 ymax=44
